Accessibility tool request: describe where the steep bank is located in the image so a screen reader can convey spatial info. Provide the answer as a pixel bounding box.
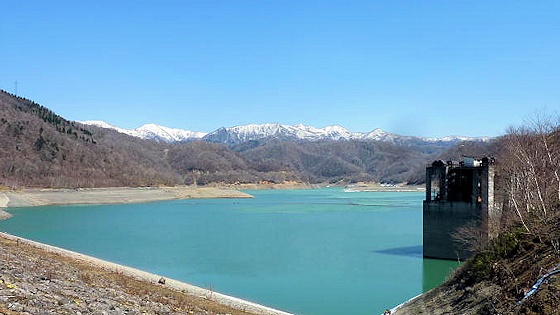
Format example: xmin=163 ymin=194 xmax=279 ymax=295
xmin=0 ymin=232 xmax=293 ymax=315
xmin=392 ymin=227 xmax=560 ymax=314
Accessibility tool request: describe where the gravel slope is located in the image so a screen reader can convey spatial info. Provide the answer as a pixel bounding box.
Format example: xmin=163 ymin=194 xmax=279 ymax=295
xmin=0 ymin=233 xmax=294 ymax=315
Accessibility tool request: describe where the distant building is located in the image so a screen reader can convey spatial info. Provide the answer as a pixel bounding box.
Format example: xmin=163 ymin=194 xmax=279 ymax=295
xmin=423 ymin=157 xmax=500 ymax=260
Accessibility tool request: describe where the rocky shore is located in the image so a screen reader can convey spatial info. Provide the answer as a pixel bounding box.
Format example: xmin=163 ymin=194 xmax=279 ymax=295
xmin=0 ymin=232 xmax=293 ymax=315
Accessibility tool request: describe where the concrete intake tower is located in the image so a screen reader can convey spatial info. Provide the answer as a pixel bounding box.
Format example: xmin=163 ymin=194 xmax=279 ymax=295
xmin=423 ymin=157 xmax=501 ymax=260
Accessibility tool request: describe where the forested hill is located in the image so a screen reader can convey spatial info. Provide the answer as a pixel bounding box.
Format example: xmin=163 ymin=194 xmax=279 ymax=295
xmin=0 ymin=90 xmax=494 ymax=188
xmin=0 ymin=90 xmax=179 ymax=187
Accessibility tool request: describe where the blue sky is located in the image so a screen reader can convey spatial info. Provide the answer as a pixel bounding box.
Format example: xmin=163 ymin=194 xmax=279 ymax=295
xmin=1 ymin=1 xmax=558 ymax=137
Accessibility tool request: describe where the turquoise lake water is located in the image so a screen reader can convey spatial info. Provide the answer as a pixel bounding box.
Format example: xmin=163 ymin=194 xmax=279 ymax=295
xmin=0 ymin=188 xmax=459 ymax=315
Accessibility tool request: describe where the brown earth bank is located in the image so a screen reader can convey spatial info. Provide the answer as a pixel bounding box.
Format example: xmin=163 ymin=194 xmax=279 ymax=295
xmin=391 ymin=226 xmax=560 ymax=315
xmin=0 ymin=233 xmax=294 ymax=315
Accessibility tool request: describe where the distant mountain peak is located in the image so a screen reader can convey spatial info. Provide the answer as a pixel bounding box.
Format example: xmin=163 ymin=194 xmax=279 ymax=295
xmin=79 ymin=121 xmax=490 ymax=145
xmin=80 ymin=120 xmax=118 ymax=129
xmin=79 ymin=121 xmax=207 ymax=142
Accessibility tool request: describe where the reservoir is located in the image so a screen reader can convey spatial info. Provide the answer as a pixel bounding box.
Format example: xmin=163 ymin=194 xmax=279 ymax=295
xmin=0 ymin=188 xmax=458 ymax=315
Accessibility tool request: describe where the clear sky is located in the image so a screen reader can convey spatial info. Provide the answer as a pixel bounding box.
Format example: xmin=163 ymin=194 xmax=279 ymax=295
xmin=1 ymin=1 xmax=558 ymax=137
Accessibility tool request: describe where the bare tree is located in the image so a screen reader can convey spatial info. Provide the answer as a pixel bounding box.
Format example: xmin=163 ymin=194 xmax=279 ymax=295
xmin=498 ymin=114 xmax=560 ymax=252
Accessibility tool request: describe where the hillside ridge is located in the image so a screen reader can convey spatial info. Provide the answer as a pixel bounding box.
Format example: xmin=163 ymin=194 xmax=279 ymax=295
xmin=1 ymin=90 xmax=495 ymax=188
xmin=80 ymin=120 xmax=492 ymax=144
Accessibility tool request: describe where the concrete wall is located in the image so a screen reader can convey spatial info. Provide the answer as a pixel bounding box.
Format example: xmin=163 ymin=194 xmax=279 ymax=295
xmin=423 ymin=158 xmax=500 ymax=260
xmin=423 ymin=200 xmax=483 ymax=260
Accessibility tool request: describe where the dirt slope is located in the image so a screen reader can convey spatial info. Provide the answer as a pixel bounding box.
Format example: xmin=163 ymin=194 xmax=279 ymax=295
xmin=393 ymin=228 xmax=560 ymax=315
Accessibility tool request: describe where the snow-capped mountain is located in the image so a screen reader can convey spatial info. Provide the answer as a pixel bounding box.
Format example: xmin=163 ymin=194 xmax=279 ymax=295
xmin=135 ymin=123 xmax=207 ymax=142
xmin=80 ymin=120 xmax=133 ymax=136
xmin=202 ymin=123 xmax=490 ymax=145
xmin=202 ymin=123 xmax=365 ymax=144
xmin=79 ymin=121 xmax=490 ymax=145
xmin=79 ymin=120 xmax=207 ymax=142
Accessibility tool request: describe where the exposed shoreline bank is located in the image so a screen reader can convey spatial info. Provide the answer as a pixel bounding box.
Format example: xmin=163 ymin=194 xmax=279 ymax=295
xmin=223 ymin=182 xmax=424 ymax=192
xmin=0 ymin=193 xmax=11 ymax=220
xmin=0 ymin=232 xmax=294 ymax=315
xmin=0 ymin=183 xmax=424 ymax=210
xmin=343 ymin=183 xmax=424 ymax=192
xmin=1 ymin=186 xmax=253 ymax=209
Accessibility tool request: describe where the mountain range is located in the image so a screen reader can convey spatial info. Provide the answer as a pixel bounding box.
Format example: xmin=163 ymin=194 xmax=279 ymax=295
xmin=1 ymin=89 xmax=497 ymax=188
xmin=80 ymin=120 xmax=490 ymax=145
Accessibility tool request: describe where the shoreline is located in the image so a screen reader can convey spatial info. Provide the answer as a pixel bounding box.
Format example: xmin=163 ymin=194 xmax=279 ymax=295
xmin=0 ymin=193 xmax=11 ymax=220
xmin=0 ymin=187 xmax=298 ymax=314
xmin=343 ymin=183 xmax=424 ymax=192
xmin=0 ymin=183 xmax=425 ymax=314
xmin=1 ymin=183 xmax=424 ymax=209
xmin=1 ymin=186 xmax=253 ymax=208
xmin=0 ymin=183 xmax=424 ymax=219
xmin=0 ymin=232 xmax=295 ymax=315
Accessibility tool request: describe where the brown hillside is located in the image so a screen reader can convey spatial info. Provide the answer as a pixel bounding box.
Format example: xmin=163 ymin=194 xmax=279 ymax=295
xmin=393 ymin=224 xmax=560 ymax=314
xmin=1 ymin=90 xmax=466 ymax=188
xmin=0 ymin=90 xmax=179 ymax=188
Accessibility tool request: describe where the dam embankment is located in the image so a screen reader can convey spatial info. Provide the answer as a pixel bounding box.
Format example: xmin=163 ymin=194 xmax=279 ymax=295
xmin=0 ymin=231 xmax=295 ymax=315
